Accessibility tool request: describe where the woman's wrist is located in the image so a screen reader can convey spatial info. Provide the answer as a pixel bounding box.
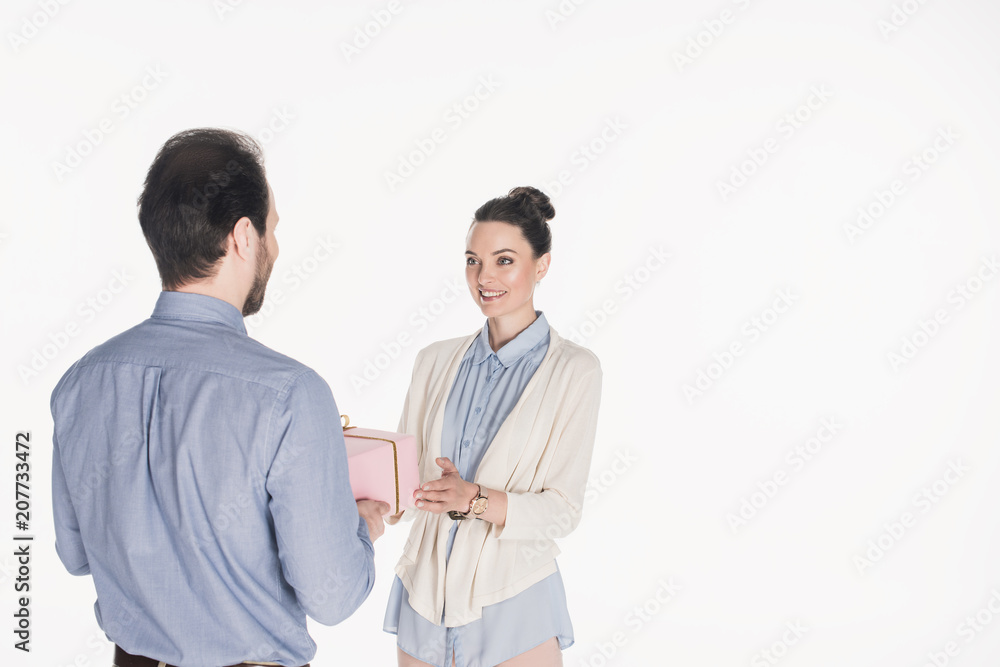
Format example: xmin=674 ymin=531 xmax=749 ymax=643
xmin=477 ymin=488 xmax=507 ymax=526
xmin=458 ymin=482 xmax=480 ymax=514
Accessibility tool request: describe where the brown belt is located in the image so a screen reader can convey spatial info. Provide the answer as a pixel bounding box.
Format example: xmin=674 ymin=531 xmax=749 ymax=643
xmin=113 ymin=645 xmax=309 ymax=667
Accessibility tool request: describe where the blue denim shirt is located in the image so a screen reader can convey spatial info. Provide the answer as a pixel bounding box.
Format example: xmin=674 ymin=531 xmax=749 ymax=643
xmin=51 ymin=291 xmax=375 ymax=667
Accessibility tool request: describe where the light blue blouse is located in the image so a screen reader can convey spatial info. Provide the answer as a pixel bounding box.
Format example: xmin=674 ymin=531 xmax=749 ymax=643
xmin=384 ymin=312 xmax=575 ymax=667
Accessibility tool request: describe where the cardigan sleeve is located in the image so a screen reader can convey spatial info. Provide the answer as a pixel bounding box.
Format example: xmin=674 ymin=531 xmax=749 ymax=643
xmin=493 ymin=363 xmax=602 ymax=541
xmin=387 ymin=348 xmax=425 ymax=526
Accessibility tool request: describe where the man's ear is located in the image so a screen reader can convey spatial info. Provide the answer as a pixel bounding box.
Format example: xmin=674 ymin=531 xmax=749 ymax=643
xmin=231 ymin=217 xmax=255 ymax=262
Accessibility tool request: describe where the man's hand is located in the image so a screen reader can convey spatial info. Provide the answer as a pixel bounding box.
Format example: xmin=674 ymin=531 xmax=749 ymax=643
xmin=356 ymin=500 xmax=391 ymax=540
xmin=414 ymin=457 xmax=477 ymax=514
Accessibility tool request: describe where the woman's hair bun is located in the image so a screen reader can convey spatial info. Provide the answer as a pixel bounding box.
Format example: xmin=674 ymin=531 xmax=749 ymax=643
xmin=473 ymin=185 xmax=555 ymax=257
xmin=507 ymin=186 xmax=555 ymax=223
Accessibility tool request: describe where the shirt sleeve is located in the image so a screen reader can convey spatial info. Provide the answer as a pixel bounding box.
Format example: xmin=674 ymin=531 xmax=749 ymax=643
xmin=493 ymin=363 xmax=603 ymax=541
xmin=265 ymin=369 xmax=376 ymax=626
xmin=51 ymin=429 xmax=91 ymax=576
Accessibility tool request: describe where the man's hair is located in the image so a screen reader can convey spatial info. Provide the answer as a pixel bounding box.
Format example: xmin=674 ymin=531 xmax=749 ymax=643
xmin=137 ymin=128 xmax=269 ymax=290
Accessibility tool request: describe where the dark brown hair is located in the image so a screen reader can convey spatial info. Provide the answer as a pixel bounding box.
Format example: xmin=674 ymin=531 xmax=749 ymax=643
xmin=473 ymin=186 xmax=554 ymax=258
xmin=137 ymin=128 xmax=269 ymax=290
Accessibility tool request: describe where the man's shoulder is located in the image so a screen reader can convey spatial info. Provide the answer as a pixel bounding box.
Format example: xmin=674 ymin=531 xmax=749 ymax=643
xmin=236 ymin=335 xmax=320 ymax=384
xmin=57 ymin=316 xmax=321 ymax=395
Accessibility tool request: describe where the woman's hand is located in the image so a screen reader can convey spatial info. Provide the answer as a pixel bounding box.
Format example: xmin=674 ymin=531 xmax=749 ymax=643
xmin=414 ymin=457 xmax=478 ymax=514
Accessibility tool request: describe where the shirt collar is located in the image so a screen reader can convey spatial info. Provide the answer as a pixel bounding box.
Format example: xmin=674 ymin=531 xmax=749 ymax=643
xmin=150 ymin=291 xmax=247 ymax=335
xmin=472 ymin=311 xmax=549 ymax=368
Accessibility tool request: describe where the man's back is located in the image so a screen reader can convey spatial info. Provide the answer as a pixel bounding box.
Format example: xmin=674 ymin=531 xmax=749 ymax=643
xmin=51 ymin=291 xmax=374 ymax=666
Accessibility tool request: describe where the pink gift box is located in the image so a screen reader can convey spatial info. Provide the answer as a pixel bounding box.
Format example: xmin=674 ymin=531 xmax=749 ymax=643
xmin=341 ymin=417 xmax=419 ymax=515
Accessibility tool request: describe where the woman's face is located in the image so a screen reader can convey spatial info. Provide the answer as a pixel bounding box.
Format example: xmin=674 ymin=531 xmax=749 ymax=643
xmin=465 ymin=221 xmax=550 ymax=321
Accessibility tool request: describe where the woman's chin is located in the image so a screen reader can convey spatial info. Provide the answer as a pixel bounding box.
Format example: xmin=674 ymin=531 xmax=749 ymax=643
xmin=475 ymin=294 xmax=509 ymax=314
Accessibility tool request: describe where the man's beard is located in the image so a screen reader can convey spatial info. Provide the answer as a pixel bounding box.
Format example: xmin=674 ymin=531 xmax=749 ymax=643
xmin=242 ymin=240 xmax=273 ymax=317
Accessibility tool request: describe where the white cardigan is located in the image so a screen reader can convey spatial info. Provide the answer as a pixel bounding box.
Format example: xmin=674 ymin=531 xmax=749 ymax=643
xmin=393 ymin=326 xmax=602 ymax=627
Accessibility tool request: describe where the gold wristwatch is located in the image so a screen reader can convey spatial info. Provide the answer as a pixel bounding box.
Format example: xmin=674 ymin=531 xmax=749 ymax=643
xmin=470 ymin=485 xmax=489 ymax=517
xmin=449 ymin=485 xmax=488 ymax=520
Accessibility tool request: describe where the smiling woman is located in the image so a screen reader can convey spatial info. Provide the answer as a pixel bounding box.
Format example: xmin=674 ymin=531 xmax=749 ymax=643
xmin=463 ymin=187 xmax=553 ymax=350
xmin=383 ymin=186 xmax=603 ymax=667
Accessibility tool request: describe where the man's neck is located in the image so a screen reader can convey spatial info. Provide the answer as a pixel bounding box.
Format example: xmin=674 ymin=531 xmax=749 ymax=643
xmin=171 ymin=281 xmax=244 ymax=314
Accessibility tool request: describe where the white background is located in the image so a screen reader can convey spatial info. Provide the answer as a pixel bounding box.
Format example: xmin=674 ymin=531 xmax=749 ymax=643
xmin=2 ymin=0 xmax=999 ymax=665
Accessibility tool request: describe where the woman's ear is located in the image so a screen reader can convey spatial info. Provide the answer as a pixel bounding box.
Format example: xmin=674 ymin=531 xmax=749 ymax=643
xmin=535 ymin=252 xmax=551 ymax=283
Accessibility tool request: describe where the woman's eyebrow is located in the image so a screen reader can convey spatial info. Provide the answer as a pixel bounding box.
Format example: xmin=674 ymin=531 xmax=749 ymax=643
xmin=465 ymin=248 xmax=518 ymax=256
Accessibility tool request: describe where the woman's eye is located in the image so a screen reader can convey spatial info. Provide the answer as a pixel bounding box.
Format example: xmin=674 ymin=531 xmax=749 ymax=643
xmin=498 ymin=257 xmax=512 ymax=265
xmin=466 ymin=257 xmax=479 ymax=266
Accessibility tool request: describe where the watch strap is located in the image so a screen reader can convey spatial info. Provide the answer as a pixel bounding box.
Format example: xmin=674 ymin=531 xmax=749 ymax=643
xmin=448 ymin=484 xmax=483 ymax=521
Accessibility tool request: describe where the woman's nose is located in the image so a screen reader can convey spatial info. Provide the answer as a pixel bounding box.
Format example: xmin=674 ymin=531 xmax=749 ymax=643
xmin=478 ymin=264 xmax=495 ymax=284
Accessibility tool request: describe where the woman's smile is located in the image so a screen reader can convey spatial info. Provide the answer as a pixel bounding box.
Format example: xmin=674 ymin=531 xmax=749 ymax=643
xmin=479 ymin=288 xmax=507 ymax=302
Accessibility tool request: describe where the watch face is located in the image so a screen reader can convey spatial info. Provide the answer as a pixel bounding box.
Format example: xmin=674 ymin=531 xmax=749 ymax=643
xmin=472 ymin=497 xmax=488 ymax=515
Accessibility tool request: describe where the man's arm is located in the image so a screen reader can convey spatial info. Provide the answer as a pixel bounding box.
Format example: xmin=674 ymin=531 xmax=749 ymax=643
xmin=265 ymin=370 xmax=377 ymax=626
xmin=51 ymin=429 xmax=90 ymax=576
